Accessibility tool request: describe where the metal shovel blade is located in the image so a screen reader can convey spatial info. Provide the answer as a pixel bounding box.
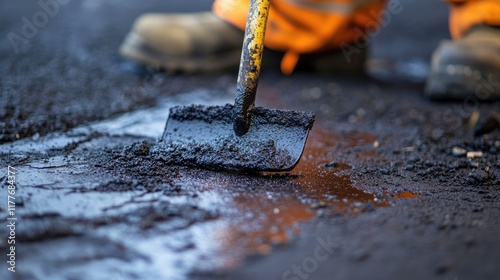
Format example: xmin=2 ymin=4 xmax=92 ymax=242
xmin=152 ymin=104 xmax=315 ymax=172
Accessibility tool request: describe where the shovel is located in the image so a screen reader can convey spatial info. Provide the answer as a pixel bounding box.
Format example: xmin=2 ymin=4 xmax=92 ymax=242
xmin=153 ymin=0 xmax=315 ymax=172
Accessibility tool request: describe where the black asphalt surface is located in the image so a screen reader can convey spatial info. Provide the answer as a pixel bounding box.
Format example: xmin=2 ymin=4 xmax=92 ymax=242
xmin=1 ymin=1 xmax=499 ymax=280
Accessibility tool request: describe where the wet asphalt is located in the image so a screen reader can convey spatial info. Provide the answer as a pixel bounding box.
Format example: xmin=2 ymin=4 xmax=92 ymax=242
xmin=1 ymin=0 xmax=500 ymax=280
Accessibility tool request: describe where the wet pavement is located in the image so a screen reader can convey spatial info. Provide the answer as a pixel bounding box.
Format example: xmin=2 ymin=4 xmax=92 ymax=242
xmin=1 ymin=0 xmax=500 ymax=280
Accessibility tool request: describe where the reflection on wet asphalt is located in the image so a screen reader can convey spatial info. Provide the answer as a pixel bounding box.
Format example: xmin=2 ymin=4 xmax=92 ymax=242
xmin=0 ymin=87 xmax=423 ymax=279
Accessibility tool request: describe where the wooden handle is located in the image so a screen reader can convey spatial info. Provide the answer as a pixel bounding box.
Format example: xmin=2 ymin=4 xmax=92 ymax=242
xmin=233 ymin=0 xmax=271 ymax=136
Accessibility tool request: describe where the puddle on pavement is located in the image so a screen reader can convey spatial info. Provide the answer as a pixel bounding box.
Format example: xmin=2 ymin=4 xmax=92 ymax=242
xmin=290 ymin=128 xmax=389 ymax=213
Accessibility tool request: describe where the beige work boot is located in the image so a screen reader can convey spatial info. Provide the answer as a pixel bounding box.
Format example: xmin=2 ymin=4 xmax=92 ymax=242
xmin=120 ymin=11 xmax=367 ymax=74
xmin=120 ymin=12 xmax=244 ymax=72
xmin=425 ymin=25 xmax=500 ymax=101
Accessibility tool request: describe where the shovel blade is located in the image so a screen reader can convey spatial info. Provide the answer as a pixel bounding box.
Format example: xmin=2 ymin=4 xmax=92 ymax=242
xmin=152 ymin=104 xmax=315 ymax=172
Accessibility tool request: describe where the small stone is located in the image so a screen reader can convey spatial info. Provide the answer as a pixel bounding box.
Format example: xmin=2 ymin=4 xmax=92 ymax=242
xmin=467 ymin=109 xmax=480 ymax=128
xmin=467 ymin=151 xmax=483 ymax=159
xmin=373 ymin=140 xmax=379 ymax=148
xmin=310 ymin=202 xmax=327 ymax=209
xmin=325 ymin=161 xmax=338 ymax=168
xmin=474 ymin=113 xmax=500 ymax=136
xmin=404 ymin=164 xmax=414 ymax=171
xmin=316 ymin=209 xmax=327 ymax=218
xmin=351 ymin=249 xmax=370 ymax=262
xmin=452 ymin=146 xmax=467 ymax=157
xmin=379 ymin=169 xmax=390 ymax=175
xmin=467 ymin=170 xmax=489 ymax=183
xmin=434 ymin=264 xmax=451 ymax=275
xmin=362 ymin=203 xmax=376 ymax=213
xmin=15 ymin=197 xmax=25 ymax=207
xmin=469 ymin=161 xmax=479 ymax=168
xmin=401 ymin=146 xmax=415 ymax=152
xmin=407 ymin=158 xmax=418 ymax=164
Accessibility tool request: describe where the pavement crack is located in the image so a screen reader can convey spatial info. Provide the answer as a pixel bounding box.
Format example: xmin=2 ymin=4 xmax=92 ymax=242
xmin=51 ymin=131 xmax=105 ymax=153
xmin=102 ymin=195 xmax=158 ymax=212
xmin=24 ymin=181 xmax=64 ymax=190
xmin=28 ymin=164 xmax=70 ymax=169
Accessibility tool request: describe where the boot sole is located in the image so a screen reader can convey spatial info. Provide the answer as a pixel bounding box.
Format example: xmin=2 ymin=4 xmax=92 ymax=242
xmin=119 ymin=32 xmax=241 ymax=73
xmin=426 ymin=65 xmax=500 ymax=101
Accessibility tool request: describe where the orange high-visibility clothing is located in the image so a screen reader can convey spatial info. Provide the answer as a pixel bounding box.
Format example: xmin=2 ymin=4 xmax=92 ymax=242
xmin=213 ymin=0 xmax=500 ymax=74
xmin=447 ymin=0 xmax=500 ymax=39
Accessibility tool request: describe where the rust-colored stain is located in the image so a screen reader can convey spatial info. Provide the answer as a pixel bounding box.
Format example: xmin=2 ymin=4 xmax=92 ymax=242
xmin=223 ymin=193 xmax=315 ymax=255
xmin=204 ymin=126 xmax=417 ymax=269
xmin=395 ymin=191 xmax=420 ymax=199
xmin=291 ymin=127 xmax=389 ymax=213
xmin=214 ymin=127 xmax=392 ymax=258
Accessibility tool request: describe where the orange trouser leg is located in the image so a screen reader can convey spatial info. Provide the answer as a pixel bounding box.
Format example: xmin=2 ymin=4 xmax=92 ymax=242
xmin=213 ymin=0 xmax=387 ymax=73
xmin=447 ymin=0 xmax=500 ymax=39
xmin=213 ymin=0 xmax=500 ymax=73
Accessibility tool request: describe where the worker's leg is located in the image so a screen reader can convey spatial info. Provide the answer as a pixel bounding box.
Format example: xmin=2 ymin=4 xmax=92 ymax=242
xmin=447 ymin=0 xmax=500 ymax=40
xmin=120 ymin=0 xmax=387 ymax=74
xmin=214 ymin=0 xmax=387 ymax=74
xmin=425 ymin=0 xmax=500 ymax=100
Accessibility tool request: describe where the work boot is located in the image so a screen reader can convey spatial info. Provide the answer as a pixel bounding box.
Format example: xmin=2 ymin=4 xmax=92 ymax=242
xmin=120 ymin=12 xmax=244 ymax=72
xmin=425 ymin=25 xmax=500 ymax=101
xmin=120 ymin=11 xmax=367 ymax=74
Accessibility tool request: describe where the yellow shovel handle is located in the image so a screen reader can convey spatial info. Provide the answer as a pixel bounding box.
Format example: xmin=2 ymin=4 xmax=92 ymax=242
xmin=233 ymin=0 xmax=271 ymax=136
